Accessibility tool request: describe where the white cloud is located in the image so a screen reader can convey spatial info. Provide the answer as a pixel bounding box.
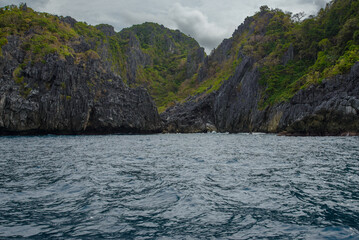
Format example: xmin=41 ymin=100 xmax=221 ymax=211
xmin=169 ymin=3 xmax=228 ymax=52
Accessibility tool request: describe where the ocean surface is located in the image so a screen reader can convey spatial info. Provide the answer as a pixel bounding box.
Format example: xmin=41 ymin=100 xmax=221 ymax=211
xmin=0 ymin=133 xmax=359 ymax=239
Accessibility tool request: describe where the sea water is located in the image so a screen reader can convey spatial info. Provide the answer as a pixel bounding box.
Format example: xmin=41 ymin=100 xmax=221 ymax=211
xmin=1 ymin=134 xmax=359 ymax=239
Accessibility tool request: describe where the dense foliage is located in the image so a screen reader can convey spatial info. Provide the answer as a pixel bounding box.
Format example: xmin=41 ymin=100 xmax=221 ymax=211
xmin=190 ymin=0 xmax=359 ymax=107
xmin=0 ymin=5 xmax=200 ymax=110
xmin=1 ymin=0 xmax=358 ymax=110
xmin=118 ymin=23 xmax=201 ymax=111
xmin=258 ymin=0 xmax=359 ymax=107
xmin=172 ymin=0 xmax=359 ymax=108
xmin=0 ymin=4 xmax=76 ymax=60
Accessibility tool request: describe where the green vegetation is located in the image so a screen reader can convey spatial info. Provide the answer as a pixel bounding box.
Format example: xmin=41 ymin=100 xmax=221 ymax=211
xmin=0 ymin=36 xmax=7 ymax=56
xmin=234 ymin=0 xmax=359 ymax=107
xmin=181 ymin=0 xmax=359 ymax=108
xmin=12 ymin=64 xmax=32 ymax=97
xmin=118 ymin=22 xmax=201 ymax=111
xmin=0 ymin=4 xmax=121 ymax=98
xmin=175 ymin=56 xmax=243 ymax=103
xmin=1 ymin=1 xmax=358 ymax=109
xmin=0 ymin=5 xmax=184 ymax=105
xmin=0 ymin=4 xmax=79 ymax=62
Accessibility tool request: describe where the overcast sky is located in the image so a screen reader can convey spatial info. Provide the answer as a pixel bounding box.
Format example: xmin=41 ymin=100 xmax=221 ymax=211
xmin=1 ymin=0 xmax=330 ymax=52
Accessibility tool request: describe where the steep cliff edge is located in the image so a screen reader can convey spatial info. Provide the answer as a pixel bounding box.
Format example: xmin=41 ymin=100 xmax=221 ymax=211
xmin=162 ymin=57 xmax=359 ymax=135
xmin=1 ymin=2 xmax=358 ymax=136
xmin=117 ymin=22 xmax=204 ymax=111
xmin=0 ymin=6 xmax=161 ymax=135
xmin=278 ymin=62 xmax=359 ymax=135
xmin=213 ymin=59 xmax=359 ymax=135
xmin=0 ymin=37 xmax=162 ymax=135
xmin=162 ymin=0 xmax=359 ymax=135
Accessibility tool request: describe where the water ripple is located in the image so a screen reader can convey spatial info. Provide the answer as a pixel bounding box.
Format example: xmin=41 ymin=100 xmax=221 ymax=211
xmin=1 ymin=134 xmax=359 ymax=239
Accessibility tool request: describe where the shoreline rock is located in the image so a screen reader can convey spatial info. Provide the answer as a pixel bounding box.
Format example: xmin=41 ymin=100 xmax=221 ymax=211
xmin=161 ymin=61 xmax=359 ymax=136
xmin=0 ymin=36 xmax=162 ymax=136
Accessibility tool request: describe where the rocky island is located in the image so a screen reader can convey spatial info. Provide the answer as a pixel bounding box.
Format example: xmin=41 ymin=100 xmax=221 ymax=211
xmin=0 ymin=0 xmax=358 ymax=135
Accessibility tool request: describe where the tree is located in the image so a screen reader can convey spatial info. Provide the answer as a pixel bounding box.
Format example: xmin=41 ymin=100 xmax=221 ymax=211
xmin=292 ymin=12 xmax=306 ymax=22
xmin=260 ymin=5 xmax=270 ymax=12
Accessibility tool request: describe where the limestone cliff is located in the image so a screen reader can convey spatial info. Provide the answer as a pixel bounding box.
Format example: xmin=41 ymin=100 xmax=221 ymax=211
xmin=162 ymin=1 xmax=359 ymax=136
xmin=162 ymin=55 xmax=359 ymax=135
xmin=0 ymin=36 xmax=161 ymax=135
xmin=1 ymin=3 xmax=358 ymax=136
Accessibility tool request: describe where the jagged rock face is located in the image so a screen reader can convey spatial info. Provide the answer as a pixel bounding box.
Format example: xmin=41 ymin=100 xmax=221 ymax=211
xmin=213 ymin=56 xmax=261 ymax=132
xmin=161 ymin=93 xmax=216 ymax=133
xmin=1 ymin=5 xmax=357 ymax=136
xmin=126 ymin=33 xmax=152 ymax=85
xmin=162 ymin=54 xmax=359 ymax=135
xmin=96 ymin=24 xmax=116 ymax=37
xmin=117 ymin=22 xmax=204 ymax=109
xmin=0 ymin=36 xmax=162 ymax=135
xmin=60 ymin=16 xmax=77 ymax=28
xmin=195 ymin=39 xmax=233 ymax=83
xmin=282 ymin=44 xmax=294 ymax=65
xmin=211 ymin=39 xmax=233 ymax=64
xmin=119 ymin=23 xmax=202 ymax=85
xmin=160 ymin=1 xmax=359 ymax=136
xmin=186 ymin=47 xmax=205 ymax=79
xmin=276 ymin=62 xmax=359 ymax=135
xmin=212 ymin=58 xmax=359 ymax=135
xmin=233 ymin=16 xmax=254 ymax=37
xmin=161 ymin=54 xmax=262 ymax=133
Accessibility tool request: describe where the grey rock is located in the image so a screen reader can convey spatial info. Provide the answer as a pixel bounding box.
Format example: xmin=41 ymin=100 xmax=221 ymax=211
xmin=162 ymin=50 xmax=359 ymax=135
xmin=126 ymin=33 xmax=151 ymax=85
xmin=0 ymin=34 xmax=162 ymax=135
xmin=96 ymin=24 xmax=116 ymax=37
xmin=233 ymin=16 xmax=255 ymax=37
xmin=186 ymin=47 xmax=205 ymax=79
xmin=211 ymin=39 xmax=233 ymax=64
xmin=60 ymin=16 xmax=77 ymax=27
xmin=282 ymin=44 xmax=294 ymax=65
xmin=20 ymin=3 xmax=27 ymax=11
xmin=161 ymin=93 xmax=216 ymax=133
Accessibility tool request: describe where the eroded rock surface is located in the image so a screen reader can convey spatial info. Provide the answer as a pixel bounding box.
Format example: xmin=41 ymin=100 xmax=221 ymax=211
xmin=0 ymin=36 xmax=162 ymax=135
xmin=162 ymin=54 xmax=359 ymax=136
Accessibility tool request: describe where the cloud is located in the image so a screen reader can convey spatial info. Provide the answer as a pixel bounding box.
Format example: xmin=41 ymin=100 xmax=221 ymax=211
xmin=169 ymin=3 xmax=228 ymax=52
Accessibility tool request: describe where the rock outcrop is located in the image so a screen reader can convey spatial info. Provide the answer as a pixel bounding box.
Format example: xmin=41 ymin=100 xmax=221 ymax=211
xmin=162 ymin=53 xmax=359 ymax=135
xmin=277 ymin=62 xmax=359 ymax=135
xmin=161 ymin=54 xmax=260 ymax=133
xmin=124 ymin=32 xmax=152 ymax=85
xmin=1 ymin=4 xmax=358 ymax=136
xmin=0 ymin=35 xmax=162 ymax=135
xmin=186 ymin=47 xmax=205 ymax=79
xmin=117 ymin=22 xmax=204 ymax=108
xmin=161 ymin=1 xmax=359 ymax=136
xmin=161 ymin=93 xmax=216 ymax=133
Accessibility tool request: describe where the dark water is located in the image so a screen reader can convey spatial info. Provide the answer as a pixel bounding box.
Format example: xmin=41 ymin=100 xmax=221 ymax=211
xmin=1 ymin=134 xmax=359 ymax=239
